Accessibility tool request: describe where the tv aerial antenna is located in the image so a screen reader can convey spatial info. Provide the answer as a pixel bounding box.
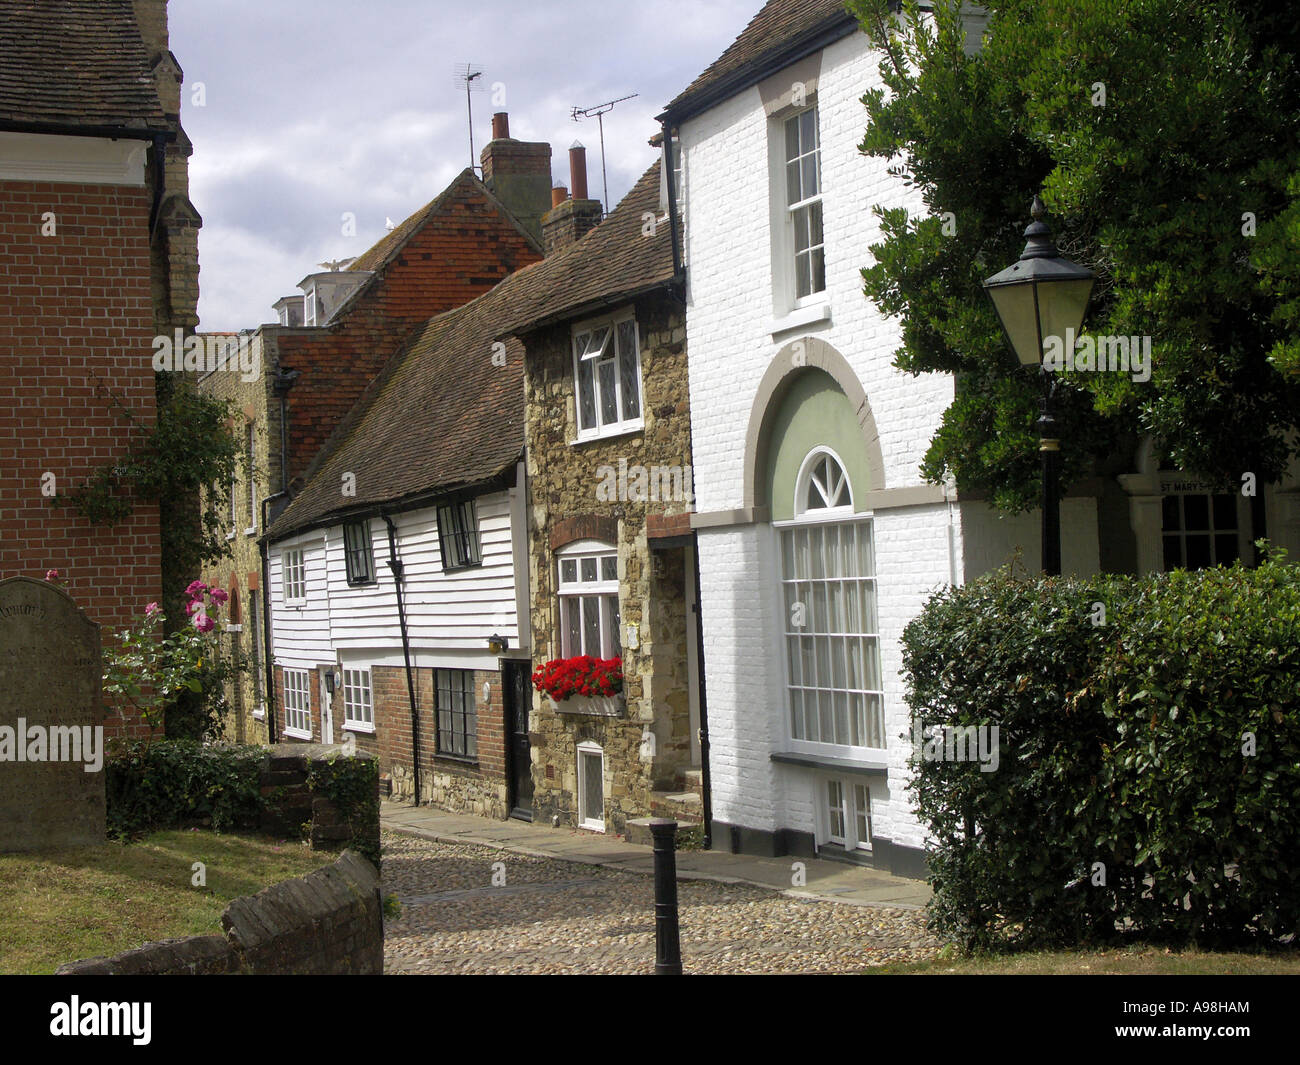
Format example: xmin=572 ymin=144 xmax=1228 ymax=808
xmin=453 ymin=63 xmax=488 ymax=172
xmin=571 ymin=93 xmax=638 ymax=214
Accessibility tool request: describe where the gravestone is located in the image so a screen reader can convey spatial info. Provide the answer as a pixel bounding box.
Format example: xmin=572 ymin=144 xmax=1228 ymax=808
xmin=0 ymin=577 xmax=104 ymax=851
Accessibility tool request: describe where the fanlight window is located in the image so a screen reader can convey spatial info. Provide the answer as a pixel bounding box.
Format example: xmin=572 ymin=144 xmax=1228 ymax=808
xmin=801 ymin=451 xmax=851 ymax=513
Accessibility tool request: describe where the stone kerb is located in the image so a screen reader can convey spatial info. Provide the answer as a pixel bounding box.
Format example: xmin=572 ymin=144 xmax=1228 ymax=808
xmin=0 ymin=576 xmax=105 ymax=852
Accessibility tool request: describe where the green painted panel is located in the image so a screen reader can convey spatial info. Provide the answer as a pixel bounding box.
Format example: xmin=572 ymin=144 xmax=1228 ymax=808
xmin=764 ymin=370 xmax=873 ymax=521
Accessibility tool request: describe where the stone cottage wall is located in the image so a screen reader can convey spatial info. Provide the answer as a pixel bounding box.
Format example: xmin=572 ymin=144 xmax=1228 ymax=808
xmin=523 ymin=293 xmax=693 ymax=836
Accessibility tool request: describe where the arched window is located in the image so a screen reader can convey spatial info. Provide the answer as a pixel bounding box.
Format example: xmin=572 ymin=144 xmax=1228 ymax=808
xmin=778 ymin=447 xmax=884 ymax=753
xmin=796 ymin=447 xmax=852 ymax=515
xmin=556 ymin=540 xmax=621 ymax=659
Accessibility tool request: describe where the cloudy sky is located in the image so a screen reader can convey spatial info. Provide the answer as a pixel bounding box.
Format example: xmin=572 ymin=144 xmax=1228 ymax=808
xmin=168 ymin=0 xmax=759 ymax=331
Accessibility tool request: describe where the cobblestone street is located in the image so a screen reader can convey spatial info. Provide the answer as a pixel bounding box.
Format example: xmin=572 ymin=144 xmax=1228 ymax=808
xmin=381 ymin=830 xmax=942 ymax=975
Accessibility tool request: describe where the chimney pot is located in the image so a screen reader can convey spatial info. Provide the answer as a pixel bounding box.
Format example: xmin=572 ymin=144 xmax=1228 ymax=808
xmin=551 ymin=185 xmax=569 ymax=208
xmin=568 ymin=143 xmax=589 ymax=202
xmin=491 ymin=112 xmax=510 ymax=140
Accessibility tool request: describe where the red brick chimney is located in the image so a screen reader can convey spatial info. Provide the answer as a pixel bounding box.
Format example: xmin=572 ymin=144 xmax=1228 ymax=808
xmin=542 ymin=141 xmax=603 ymax=255
xmin=479 ymin=112 xmax=552 ymax=244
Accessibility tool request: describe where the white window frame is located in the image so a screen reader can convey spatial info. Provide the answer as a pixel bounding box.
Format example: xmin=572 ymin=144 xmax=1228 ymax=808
xmin=779 ymin=104 xmax=826 ymax=310
xmin=283 ymin=667 xmax=312 ymax=738
xmin=342 ymin=667 xmax=374 ymax=731
xmin=228 ymin=460 xmax=238 ymax=538
xmin=775 ymin=448 xmax=886 ymax=759
xmin=557 ymin=540 xmax=621 ymax=659
xmin=282 ymin=547 xmax=306 ymax=605
xmin=822 ymin=778 xmax=872 ymax=852
xmin=571 ymin=309 xmax=644 ymax=442
xmin=576 ymin=740 xmax=605 ymax=832
xmin=244 ymin=421 xmax=257 ymax=535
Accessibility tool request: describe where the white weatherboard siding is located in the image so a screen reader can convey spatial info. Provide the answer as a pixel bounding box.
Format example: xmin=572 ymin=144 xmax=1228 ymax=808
xmin=684 ymin=30 xmax=1012 ymax=859
xmin=268 ymin=491 xmax=522 ymax=678
xmin=269 ymin=534 xmax=331 ymax=668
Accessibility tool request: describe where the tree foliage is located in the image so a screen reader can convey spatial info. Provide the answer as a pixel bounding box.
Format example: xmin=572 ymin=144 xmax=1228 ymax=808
xmin=849 ymin=0 xmax=1300 ymax=511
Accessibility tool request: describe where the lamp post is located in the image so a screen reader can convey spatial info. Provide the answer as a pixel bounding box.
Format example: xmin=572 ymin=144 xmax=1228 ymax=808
xmin=983 ymin=196 xmax=1095 ymax=576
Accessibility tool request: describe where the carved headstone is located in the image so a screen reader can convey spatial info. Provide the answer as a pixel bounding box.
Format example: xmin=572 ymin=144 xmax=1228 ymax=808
xmin=0 ymin=577 xmax=105 ymax=851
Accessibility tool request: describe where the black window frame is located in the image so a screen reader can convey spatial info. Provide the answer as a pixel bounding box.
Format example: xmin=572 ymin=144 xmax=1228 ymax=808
xmin=437 ymin=498 xmax=482 ymax=571
xmin=343 ymin=519 xmax=376 ymax=585
xmin=434 ymin=668 xmax=477 ymax=760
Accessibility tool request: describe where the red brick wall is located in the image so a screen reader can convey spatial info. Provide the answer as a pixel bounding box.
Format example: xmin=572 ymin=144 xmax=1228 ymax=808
xmin=273 ymin=660 xmax=509 ymax=812
xmin=275 ymin=179 xmax=543 ymax=490
xmin=0 ymin=179 xmax=161 ymax=740
xmin=373 ymin=664 xmax=507 ymax=804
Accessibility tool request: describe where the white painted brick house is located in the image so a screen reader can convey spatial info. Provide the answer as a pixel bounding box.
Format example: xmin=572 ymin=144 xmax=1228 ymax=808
xmin=660 ymin=0 xmax=1300 ymax=878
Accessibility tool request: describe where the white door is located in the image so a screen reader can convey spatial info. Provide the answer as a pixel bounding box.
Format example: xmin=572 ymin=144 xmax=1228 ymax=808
xmin=319 ymin=668 xmax=334 ymax=744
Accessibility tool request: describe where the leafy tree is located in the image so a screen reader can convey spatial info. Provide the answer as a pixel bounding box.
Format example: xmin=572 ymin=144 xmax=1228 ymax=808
xmin=849 ymin=0 xmax=1300 ymax=511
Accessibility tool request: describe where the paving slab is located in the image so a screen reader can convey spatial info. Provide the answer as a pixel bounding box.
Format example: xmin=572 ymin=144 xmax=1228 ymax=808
xmin=380 ymin=801 xmax=931 ymax=910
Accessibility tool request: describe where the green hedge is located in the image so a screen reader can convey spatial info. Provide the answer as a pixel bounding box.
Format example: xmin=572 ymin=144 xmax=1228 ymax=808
xmin=901 ymin=553 xmax=1300 ymax=951
xmin=106 ymin=740 xmax=266 ymax=838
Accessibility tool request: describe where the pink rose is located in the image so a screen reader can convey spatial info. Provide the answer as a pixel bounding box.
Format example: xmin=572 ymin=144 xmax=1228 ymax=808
xmin=45 ymin=569 xmax=59 ymax=581
xmin=145 ymin=602 xmax=161 ymax=616
xmin=194 ymin=614 xmax=215 ymax=633
xmin=209 ymin=589 xmax=229 ymax=605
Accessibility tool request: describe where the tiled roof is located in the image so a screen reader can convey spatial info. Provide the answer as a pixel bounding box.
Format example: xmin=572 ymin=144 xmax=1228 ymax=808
xmin=347 ymin=196 xmax=442 ymax=274
xmin=266 ymin=161 xmax=676 ymax=539
xmin=663 ymin=0 xmax=857 ymax=118
xmin=0 ymin=0 xmax=169 ymax=134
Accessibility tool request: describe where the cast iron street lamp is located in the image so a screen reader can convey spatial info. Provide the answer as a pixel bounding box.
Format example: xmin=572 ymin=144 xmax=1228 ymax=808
xmin=983 ymin=196 xmax=1095 ymax=576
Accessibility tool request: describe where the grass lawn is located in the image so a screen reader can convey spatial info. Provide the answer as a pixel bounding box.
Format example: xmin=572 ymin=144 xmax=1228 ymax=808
xmin=867 ymin=944 xmax=1300 ymax=975
xmin=0 ymin=831 xmax=333 ymax=974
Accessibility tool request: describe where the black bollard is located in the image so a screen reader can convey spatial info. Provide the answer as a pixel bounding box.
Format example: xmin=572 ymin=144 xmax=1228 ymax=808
xmin=647 ymin=818 xmax=682 ymax=975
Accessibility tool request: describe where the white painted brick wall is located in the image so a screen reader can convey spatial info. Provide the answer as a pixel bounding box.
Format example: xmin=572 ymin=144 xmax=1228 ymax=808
xmin=683 ymin=31 xmax=1104 ymax=857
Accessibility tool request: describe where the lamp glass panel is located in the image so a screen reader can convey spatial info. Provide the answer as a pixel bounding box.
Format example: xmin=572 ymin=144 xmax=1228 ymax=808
xmin=987 ymin=281 xmax=1045 ymax=366
xmin=1036 ymin=278 xmax=1095 ymax=361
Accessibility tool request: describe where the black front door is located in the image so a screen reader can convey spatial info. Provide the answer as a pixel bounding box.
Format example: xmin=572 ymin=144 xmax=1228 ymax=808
xmin=503 ymin=659 xmax=533 ymax=820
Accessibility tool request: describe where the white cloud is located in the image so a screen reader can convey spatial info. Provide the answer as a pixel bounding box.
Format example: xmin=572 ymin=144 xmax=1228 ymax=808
xmin=172 ymin=0 xmax=760 ymax=330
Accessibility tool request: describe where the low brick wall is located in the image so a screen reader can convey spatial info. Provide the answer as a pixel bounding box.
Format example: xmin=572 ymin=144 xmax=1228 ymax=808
xmin=56 ymin=850 xmax=382 ymax=975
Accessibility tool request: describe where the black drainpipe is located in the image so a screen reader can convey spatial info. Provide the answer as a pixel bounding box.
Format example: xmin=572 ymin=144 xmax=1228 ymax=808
xmin=659 ymin=119 xmax=683 ymax=282
xmin=691 ymin=532 xmax=713 ymax=849
xmin=384 ymin=515 xmax=422 ymax=805
xmin=259 ymin=492 xmax=288 ymax=744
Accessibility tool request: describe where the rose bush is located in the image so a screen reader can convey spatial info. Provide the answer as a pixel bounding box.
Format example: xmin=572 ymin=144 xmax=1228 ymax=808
xmin=99 ymin=579 xmax=246 ymax=740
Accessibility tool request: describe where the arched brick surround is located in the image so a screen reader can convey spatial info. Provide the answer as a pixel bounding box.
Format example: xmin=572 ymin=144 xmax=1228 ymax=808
xmin=549 ymin=514 xmax=619 ymax=551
